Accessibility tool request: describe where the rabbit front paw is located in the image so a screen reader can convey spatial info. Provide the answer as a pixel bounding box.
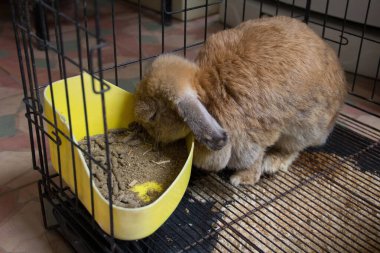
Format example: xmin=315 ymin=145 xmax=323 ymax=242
xmin=230 ymin=168 xmax=261 ymax=186
xmin=262 ymin=151 xmax=299 ymax=174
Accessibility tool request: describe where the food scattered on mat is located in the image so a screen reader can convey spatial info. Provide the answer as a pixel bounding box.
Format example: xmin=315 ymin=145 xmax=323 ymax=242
xmin=185 ymin=152 xmax=380 ymax=252
xmin=78 ymin=123 xmax=187 ymax=208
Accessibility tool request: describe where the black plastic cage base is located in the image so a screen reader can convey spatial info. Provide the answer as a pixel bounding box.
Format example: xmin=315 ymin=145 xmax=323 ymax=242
xmin=40 ymin=115 xmax=380 ymax=253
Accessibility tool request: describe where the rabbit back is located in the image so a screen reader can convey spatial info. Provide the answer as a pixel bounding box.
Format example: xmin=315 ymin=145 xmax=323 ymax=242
xmin=195 ymin=16 xmax=346 ymax=149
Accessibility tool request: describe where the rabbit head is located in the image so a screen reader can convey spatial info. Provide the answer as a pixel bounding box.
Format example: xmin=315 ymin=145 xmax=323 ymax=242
xmin=134 ymin=54 xmax=228 ymax=150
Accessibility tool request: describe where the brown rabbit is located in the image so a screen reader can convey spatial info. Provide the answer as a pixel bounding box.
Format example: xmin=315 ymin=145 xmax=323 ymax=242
xmin=134 ymin=16 xmax=347 ymax=186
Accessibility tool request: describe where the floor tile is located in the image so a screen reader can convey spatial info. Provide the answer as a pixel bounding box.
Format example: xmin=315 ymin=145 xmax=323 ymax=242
xmin=143 ymin=21 xmax=161 ymax=32
xmin=0 ymin=132 xmax=31 ymax=152
xmin=5 ymin=170 xmax=40 ymax=192
xmin=15 ymin=109 xmax=28 ymax=135
xmin=0 ymin=189 xmax=18 ymax=225
xmin=0 ymin=58 xmax=21 ymax=83
xmin=0 ymin=49 xmax=10 ymax=58
xmin=35 ymin=58 xmax=57 ymax=69
xmin=0 ymin=93 xmax=23 ymax=117
xmin=141 ymin=34 xmax=159 ymax=44
xmin=0 ymin=86 xmax=21 ymax=100
xmin=0 ymin=200 xmax=46 ymax=251
xmin=0 ymin=184 xmax=73 ymax=253
xmin=0 ymin=115 xmax=17 ymax=138
xmin=46 ymin=230 xmax=75 ymax=253
xmin=0 ymin=151 xmax=32 ymax=186
xmin=11 ymin=234 xmax=53 ymax=253
xmin=16 ymin=182 xmax=39 ymax=204
xmin=118 ymin=78 xmax=139 ymax=93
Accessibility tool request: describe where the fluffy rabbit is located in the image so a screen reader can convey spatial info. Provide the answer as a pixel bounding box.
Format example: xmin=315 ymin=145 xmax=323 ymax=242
xmin=134 ymin=16 xmax=347 ymax=186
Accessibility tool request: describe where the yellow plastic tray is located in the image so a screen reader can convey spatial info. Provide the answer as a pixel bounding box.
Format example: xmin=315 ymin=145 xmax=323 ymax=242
xmin=44 ymin=72 xmax=194 ymax=240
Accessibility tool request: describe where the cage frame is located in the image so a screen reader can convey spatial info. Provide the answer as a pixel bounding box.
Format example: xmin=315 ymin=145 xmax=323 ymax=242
xmin=9 ymin=0 xmax=380 ymax=252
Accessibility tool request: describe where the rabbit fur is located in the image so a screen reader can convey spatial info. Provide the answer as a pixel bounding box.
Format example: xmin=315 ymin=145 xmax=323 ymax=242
xmin=134 ymin=16 xmax=347 ymax=186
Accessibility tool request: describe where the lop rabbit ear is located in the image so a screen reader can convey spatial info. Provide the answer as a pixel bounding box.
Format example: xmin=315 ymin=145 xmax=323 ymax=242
xmin=176 ymin=93 xmax=228 ymax=150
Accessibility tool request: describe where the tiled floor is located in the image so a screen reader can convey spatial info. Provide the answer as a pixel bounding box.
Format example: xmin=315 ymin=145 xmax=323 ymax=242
xmin=0 ymin=1 xmax=380 ymax=253
xmin=0 ymin=2 xmax=75 ymax=252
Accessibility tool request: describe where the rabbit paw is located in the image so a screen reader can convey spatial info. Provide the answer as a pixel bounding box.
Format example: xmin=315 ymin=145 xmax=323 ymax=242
xmin=230 ymin=169 xmax=261 ymax=186
xmin=262 ymin=152 xmax=298 ymax=174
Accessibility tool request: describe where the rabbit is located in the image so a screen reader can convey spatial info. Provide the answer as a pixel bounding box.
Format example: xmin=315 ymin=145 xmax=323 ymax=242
xmin=134 ymin=16 xmax=347 ymax=186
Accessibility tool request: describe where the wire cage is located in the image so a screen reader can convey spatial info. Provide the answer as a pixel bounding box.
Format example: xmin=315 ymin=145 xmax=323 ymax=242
xmin=9 ymin=0 xmax=380 ymax=252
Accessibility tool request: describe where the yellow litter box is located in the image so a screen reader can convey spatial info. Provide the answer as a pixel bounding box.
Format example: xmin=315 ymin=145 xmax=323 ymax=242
xmin=44 ymin=72 xmax=194 ymax=240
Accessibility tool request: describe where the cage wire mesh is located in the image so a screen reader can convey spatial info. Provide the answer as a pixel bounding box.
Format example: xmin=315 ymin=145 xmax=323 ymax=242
xmin=9 ymin=0 xmax=380 ymax=252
